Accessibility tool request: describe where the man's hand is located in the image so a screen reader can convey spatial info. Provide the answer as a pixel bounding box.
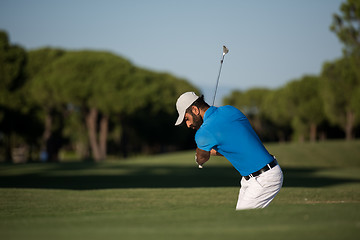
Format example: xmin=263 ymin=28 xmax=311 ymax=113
xmin=195 ymin=153 xmax=203 ymax=168
xmin=195 ymin=148 xmax=210 ymax=167
xmin=210 ymin=149 xmax=223 ymax=156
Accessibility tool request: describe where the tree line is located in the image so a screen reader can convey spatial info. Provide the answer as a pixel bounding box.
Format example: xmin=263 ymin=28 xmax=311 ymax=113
xmin=224 ymin=0 xmax=360 ymax=142
xmin=0 ymin=32 xmax=199 ymax=163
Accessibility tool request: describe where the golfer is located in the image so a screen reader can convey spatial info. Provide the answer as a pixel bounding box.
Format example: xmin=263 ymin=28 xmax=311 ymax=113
xmin=175 ymin=92 xmax=283 ymax=210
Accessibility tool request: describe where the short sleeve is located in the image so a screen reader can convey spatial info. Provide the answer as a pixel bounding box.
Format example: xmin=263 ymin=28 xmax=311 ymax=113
xmin=195 ymin=128 xmax=217 ymax=152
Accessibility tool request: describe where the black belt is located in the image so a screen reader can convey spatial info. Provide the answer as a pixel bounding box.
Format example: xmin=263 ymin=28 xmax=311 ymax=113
xmin=243 ymin=159 xmax=278 ymax=180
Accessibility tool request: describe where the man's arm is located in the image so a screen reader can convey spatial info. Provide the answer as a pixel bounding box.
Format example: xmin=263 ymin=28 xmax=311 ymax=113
xmin=195 ymin=148 xmax=210 ymax=166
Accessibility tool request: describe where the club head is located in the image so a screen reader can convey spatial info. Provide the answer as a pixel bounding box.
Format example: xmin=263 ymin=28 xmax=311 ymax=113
xmin=222 ymin=45 xmax=229 ymax=56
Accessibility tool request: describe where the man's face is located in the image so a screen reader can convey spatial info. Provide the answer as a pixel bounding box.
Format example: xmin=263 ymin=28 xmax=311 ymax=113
xmin=184 ymin=107 xmax=203 ymax=130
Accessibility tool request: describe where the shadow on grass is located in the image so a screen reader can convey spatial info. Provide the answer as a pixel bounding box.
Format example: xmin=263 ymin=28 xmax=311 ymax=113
xmin=0 ymin=162 xmax=359 ymax=190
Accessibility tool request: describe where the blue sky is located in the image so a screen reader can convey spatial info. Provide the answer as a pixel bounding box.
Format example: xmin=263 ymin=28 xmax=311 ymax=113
xmin=0 ymin=0 xmax=344 ymax=104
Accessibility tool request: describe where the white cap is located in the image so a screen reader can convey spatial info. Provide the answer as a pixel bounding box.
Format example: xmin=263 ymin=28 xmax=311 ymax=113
xmin=175 ymin=92 xmax=199 ymax=126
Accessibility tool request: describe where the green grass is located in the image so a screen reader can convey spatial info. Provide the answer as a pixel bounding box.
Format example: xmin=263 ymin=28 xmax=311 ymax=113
xmin=1 ymin=140 xmax=360 ymax=240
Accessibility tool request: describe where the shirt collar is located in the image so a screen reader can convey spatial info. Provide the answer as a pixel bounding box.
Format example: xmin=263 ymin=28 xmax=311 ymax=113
xmin=203 ymin=106 xmax=217 ymax=122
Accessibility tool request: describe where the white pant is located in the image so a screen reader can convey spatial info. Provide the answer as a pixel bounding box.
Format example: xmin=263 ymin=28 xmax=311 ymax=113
xmin=236 ymin=164 xmax=283 ymax=210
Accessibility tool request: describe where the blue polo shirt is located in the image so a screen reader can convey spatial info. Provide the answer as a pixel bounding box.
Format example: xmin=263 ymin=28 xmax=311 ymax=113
xmin=195 ymin=106 xmax=274 ymax=176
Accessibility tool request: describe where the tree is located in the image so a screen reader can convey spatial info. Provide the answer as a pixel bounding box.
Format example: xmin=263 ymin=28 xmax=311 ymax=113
xmin=0 ymin=31 xmax=34 ymax=162
xmin=331 ymin=0 xmax=360 ymax=61
xmin=321 ymin=58 xmax=359 ymax=140
xmin=0 ymin=31 xmax=27 ymax=93
xmin=31 ymin=50 xmax=135 ymax=162
xmin=282 ymin=76 xmax=325 ymax=142
xmin=122 ymin=69 xmax=199 ymax=154
xmin=262 ymin=88 xmax=293 ymax=142
xmin=26 ymin=48 xmax=67 ymax=162
xmin=328 ymin=0 xmax=360 ymax=139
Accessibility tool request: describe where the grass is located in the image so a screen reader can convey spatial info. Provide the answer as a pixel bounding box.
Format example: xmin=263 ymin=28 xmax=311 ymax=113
xmin=0 ymin=140 xmax=359 ymax=240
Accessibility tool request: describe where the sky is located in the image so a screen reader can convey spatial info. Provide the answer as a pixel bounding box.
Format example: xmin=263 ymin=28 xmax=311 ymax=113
xmin=0 ymin=0 xmax=344 ymax=104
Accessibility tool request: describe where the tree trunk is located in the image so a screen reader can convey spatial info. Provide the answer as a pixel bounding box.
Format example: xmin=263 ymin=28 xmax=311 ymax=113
xmin=298 ymin=134 xmax=305 ymax=143
xmin=41 ymin=110 xmax=62 ymax=162
xmin=42 ymin=113 xmax=52 ymax=147
xmin=309 ymin=123 xmax=317 ymax=142
xmin=345 ymin=110 xmax=355 ymax=141
xmin=40 ymin=111 xmax=52 ymax=162
xmin=319 ymin=131 xmax=327 ymax=141
xmin=99 ymin=115 xmax=108 ymax=160
xmin=86 ymin=108 xmax=102 ymax=162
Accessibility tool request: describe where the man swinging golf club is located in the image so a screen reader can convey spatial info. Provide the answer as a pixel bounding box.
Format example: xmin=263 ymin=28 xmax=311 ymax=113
xmin=174 ymin=47 xmax=283 ymax=210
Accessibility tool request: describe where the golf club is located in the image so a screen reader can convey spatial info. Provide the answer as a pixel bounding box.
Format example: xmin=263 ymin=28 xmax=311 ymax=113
xmin=198 ymin=46 xmax=229 ymax=169
xmin=212 ymin=45 xmax=229 ymax=106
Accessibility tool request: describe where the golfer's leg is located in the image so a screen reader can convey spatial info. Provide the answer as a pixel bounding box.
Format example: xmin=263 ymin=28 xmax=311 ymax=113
xmin=236 ymin=177 xmax=264 ymax=210
xmin=235 ymin=177 xmax=249 ymax=210
xmin=236 ymin=165 xmax=283 ymax=210
xmin=256 ymin=165 xmax=283 ymax=208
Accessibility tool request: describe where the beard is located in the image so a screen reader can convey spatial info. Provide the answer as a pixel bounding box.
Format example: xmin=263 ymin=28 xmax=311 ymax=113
xmin=190 ymin=112 xmax=203 ymax=131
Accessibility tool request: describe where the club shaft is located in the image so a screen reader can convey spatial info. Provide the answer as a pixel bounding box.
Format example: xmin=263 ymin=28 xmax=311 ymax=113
xmin=212 ymin=55 xmax=225 ymax=106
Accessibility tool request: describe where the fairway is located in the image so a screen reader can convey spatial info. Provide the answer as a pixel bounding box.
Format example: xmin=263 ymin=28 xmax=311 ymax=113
xmin=1 ymin=141 xmax=360 ymax=240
